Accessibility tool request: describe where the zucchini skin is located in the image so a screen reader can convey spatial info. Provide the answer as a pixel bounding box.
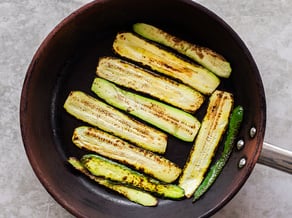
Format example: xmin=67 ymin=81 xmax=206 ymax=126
xmin=68 ymin=157 xmax=158 ymax=207
xmin=113 ymin=32 xmax=220 ymax=95
xmin=193 ymin=106 xmax=244 ymax=201
xmin=91 ymin=78 xmax=201 ymax=142
xmin=63 ymin=91 xmax=167 ymax=153
xmin=178 ymin=90 xmax=234 ymax=198
xmin=72 ymin=126 xmax=182 ymax=183
xmin=133 ymin=23 xmax=232 ymax=78
xmin=96 ymin=56 xmax=204 ymax=113
xmin=81 ymin=154 xmax=185 ymax=199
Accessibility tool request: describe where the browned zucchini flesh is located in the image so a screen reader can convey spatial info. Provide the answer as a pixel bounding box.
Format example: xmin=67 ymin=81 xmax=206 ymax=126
xmin=179 ymin=90 xmax=234 ymax=197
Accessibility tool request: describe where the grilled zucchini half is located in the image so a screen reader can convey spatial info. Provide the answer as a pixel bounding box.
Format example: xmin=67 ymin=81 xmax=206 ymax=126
xmin=91 ymin=78 xmax=201 ymax=142
xmin=68 ymin=157 xmax=158 ymax=207
xmin=133 ymin=23 xmax=232 ymax=78
xmin=179 ymin=90 xmax=234 ymax=197
xmin=81 ymin=154 xmax=185 ymax=199
xmin=113 ymin=32 xmax=220 ymax=95
xmin=72 ymin=126 xmax=182 ymax=183
xmin=96 ymin=57 xmax=204 ymax=113
xmin=63 ymin=91 xmax=167 ymax=153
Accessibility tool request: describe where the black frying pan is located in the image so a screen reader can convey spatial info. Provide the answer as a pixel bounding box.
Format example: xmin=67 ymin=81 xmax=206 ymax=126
xmin=20 ymin=0 xmax=271 ymax=217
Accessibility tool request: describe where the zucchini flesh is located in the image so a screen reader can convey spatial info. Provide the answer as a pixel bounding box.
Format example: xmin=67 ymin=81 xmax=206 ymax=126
xmin=113 ymin=32 xmax=220 ymax=95
xmin=63 ymin=91 xmax=167 ymax=153
xmin=133 ymin=23 xmax=232 ymax=78
xmin=68 ymin=157 xmax=158 ymax=207
xmin=96 ymin=57 xmax=204 ymax=113
xmin=91 ymin=78 xmax=201 ymax=142
xmin=178 ymin=90 xmax=234 ymax=197
xmin=193 ymin=106 xmax=244 ymax=201
xmin=81 ymin=154 xmax=185 ymax=199
xmin=72 ymin=126 xmax=182 ymax=183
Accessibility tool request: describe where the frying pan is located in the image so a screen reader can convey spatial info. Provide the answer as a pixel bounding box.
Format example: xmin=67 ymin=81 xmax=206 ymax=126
xmin=19 ymin=0 xmax=292 ymax=217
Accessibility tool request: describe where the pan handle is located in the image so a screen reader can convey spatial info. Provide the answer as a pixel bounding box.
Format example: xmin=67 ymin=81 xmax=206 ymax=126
xmin=257 ymin=142 xmax=292 ymax=174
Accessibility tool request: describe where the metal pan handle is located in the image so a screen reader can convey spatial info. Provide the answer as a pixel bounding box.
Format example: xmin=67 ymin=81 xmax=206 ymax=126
xmin=258 ymin=142 xmax=292 ymax=174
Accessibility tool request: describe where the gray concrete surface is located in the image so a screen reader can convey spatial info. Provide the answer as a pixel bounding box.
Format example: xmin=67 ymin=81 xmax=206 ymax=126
xmin=0 ymin=0 xmax=291 ymax=217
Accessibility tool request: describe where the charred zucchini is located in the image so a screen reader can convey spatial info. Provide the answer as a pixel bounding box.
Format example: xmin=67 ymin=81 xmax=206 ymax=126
xmin=68 ymin=157 xmax=158 ymax=207
xmin=179 ymin=90 xmax=234 ymax=197
xmin=72 ymin=126 xmax=182 ymax=183
xmin=63 ymin=91 xmax=167 ymax=153
xmin=96 ymin=57 xmax=204 ymax=113
xmin=113 ymin=32 xmax=220 ymax=95
xmin=91 ymin=78 xmax=201 ymax=142
xmin=193 ymin=106 xmax=244 ymax=201
xmin=81 ymin=154 xmax=185 ymax=199
xmin=133 ymin=23 xmax=232 ymax=78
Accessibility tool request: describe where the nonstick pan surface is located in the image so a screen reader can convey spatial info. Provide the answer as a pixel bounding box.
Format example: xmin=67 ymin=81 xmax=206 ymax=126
xmin=20 ymin=0 xmax=266 ymax=217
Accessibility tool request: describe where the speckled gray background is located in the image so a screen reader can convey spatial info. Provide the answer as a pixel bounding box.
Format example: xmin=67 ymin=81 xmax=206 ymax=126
xmin=0 ymin=0 xmax=291 ymax=217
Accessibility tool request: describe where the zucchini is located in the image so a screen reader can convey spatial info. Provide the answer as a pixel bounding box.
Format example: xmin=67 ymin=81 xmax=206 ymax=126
xmin=72 ymin=126 xmax=182 ymax=183
xmin=112 ymin=32 xmax=220 ymax=95
xmin=133 ymin=23 xmax=232 ymax=78
xmin=68 ymin=157 xmax=158 ymax=207
xmin=63 ymin=91 xmax=167 ymax=153
xmin=81 ymin=154 xmax=185 ymax=199
xmin=193 ymin=106 xmax=244 ymax=201
xmin=178 ymin=90 xmax=234 ymax=197
xmin=91 ymin=78 xmax=201 ymax=142
xmin=96 ymin=57 xmax=204 ymax=113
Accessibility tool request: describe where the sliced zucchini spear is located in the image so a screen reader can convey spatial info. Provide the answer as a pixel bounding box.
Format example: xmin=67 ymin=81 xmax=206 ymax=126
xmin=133 ymin=23 xmax=232 ymax=78
xmin=96 ymin=57 xmax=204 ymax=113
xmin=193 ymin=105 xmax=244 ymax=201
xmin=179 ymin=90 xmax=234 ymax=198
xmin=63 ymin=91 xmax=167 ymax=153
xmin=81 ymin=154 xmax=185 ymax=199
xmin=72 ymin=126 xmax=182 ymax=183
xmin=68 ymin=157 xmax=158 ymax=207
xmin=113 ymin=32 xmax=220 ymax=95
xmin=91 ymin=78 xmax=201 ymax=142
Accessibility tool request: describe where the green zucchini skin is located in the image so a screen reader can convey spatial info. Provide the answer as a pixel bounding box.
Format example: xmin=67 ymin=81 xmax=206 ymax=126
xmin=91 ymin=77 xmax=201 ymax=142
xmin=72 ymin=126 xmax=182 ymax=183
xmin=63 ymin=91 xmax=167 ymax=153
xmin=81 ymin=154 xmax=185 ymax=199
xmin=178 ymin=90 xmax=234 ymax=198
xmin=113 ymin=32 xmax=220 ymax=95
xmin=133 ymin=23 xmax=232 ymax=78
xmin=193 ymin=106 xmax=244 ymax=201
xmin=96 ymin=56 xmax=204 ymax=113
xmin=68 ymin=157 xmax=158 ymax=207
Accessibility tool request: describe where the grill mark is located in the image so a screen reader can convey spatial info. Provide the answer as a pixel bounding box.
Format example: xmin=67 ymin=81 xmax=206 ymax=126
xmin=82 ymin=128 xmax=167 ymax=165
xmin=98 ymin=58 xmax=204 ymax=113
xmin=69 ymin=93 xmax=162 ymax=140
xmin=115 ymin=92 xmax=197 ymax=135
xmin=205 ymin=92 xmax=225 ymax=140
xmin=74 ymin=127 xmax=180 ymax=178
xmin=116 ymin=33 xmax=196 ymax=78
xmin=192 ymin=93 xmax=228 ymax=169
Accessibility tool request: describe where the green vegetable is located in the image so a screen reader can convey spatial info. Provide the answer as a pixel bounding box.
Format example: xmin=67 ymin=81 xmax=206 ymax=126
xmin=72 ymin=126 xmax=182 ymax=183
xmin=96 ymin=56 xmax=204 ymax=113
xmin=113 ymin=32 xmax=220 ymax=95
xmin=193 ymin=105 xmax=244 ymax=201
xmin=63 ymin=91 xmax=167 ymax=153
xmin=81 ymin=154 xmax=185 ymax=199
xmin=133 ymin=23 xmax=232 ymax=78
xmin=68 ymin=157 xmax=158 ymax=207
xmin=178 ymin=90 xmax=234 ymax=198
xmin=91 ymin=78 xmax=201 ymax=142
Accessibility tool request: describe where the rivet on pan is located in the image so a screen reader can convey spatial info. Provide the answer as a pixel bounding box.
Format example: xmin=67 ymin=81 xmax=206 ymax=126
xmin=236 ymin=139 xmax=245 ymax=150
xmin=249 ymin=127 xmax=257 ymax=138
xmin=238 ymin=157 xmax=247 ymax=169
